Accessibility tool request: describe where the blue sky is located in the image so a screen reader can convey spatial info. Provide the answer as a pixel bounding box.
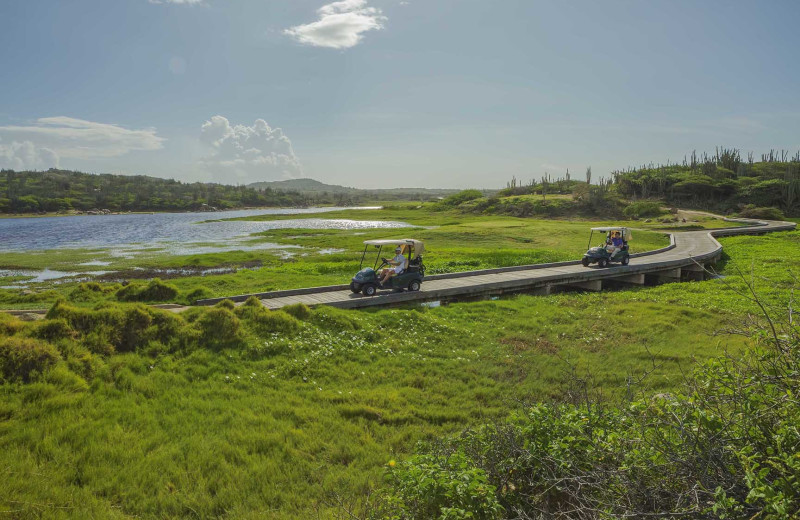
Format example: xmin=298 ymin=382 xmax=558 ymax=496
xmin=1 ymin=0 xmax=799 ymax=188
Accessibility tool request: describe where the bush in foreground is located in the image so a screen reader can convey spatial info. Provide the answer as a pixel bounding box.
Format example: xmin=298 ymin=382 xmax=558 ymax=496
xmin=0 ymin=336 xmax=61 ymax=382
xmin=381 ymin=292 xmax=800 ymax=519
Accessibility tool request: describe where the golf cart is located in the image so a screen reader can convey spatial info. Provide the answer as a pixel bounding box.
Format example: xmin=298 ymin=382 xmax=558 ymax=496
xmin=350 ymin=239 xmax=425 ymax=296
xmin=581 ymin=227 xmax=631 ymax=267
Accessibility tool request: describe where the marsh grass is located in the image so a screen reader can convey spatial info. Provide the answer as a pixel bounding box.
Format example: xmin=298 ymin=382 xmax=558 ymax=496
xmin=1 ymin=230 xmax=797 ymax=517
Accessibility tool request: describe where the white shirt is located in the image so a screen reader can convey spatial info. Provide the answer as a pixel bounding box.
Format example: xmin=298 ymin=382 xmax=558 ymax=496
xmin=392 ymin=253 xmax=407 ymax=273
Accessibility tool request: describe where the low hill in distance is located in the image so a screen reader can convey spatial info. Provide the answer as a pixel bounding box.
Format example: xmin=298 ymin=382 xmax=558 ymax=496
xmin=248 ymin=177 xmax=469 ymax=199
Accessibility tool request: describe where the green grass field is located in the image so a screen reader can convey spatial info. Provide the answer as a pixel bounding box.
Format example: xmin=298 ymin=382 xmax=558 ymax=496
xmin=1 ymin=202 xmax=796 ymax=518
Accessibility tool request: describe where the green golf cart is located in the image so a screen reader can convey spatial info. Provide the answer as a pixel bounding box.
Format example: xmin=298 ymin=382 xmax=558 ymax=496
xmin=581 ymin=227 xmax=631 ymax=267
xmin=350 ymin=239 xmax=425 ymax=296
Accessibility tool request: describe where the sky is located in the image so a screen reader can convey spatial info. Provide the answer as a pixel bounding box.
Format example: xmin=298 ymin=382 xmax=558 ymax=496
xmin=1 ymin=0 xmax=799 ymax=189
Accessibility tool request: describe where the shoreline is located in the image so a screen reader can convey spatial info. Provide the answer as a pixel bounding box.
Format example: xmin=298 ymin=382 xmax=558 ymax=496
xmin=0 ymin=204 xmax=348 ymax=220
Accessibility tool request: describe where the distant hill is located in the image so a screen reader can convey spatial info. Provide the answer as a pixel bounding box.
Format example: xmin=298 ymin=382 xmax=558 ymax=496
xmin=248 ymin=178 xmax=469 ymax=199
xmin=249 ymin=178 xmax=358 ymax=194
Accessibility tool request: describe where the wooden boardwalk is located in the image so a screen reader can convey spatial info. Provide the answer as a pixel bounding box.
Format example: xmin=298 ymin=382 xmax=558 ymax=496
xmin=197 ymin=218 xmax=796 ymax=311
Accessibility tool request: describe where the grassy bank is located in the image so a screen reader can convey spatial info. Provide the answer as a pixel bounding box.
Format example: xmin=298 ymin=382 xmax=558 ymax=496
xmin=1 ymin=226 xmax=797 ymax=518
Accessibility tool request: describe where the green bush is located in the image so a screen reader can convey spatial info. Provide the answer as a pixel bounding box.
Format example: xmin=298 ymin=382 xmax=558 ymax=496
xmin=0 ymin=313 xmax=24 ymax=336
xmin=29 ymin=318 xmax=77 ymax=341
xmin=236 ymin=304 xmax=300 ymax=336
xmin=116 ymin=278 xmax=179 ymax=302
xmin=382 ymin=453 xmax=503 ymax=519
xmin=46 ymin=301 xmax=186 ymax=354
xmin=282 ymin=303 xmax=312 ymax=321
xmin=70 ymin=282 xmax=119 ymax=302
xmin=196 ymin=307 xmax=243 ymax=350
xmin=0 ymin=336 xmax=61 ymax=382
xmin=738 ymin=205 xmax=785 ymax=220
xmin=623 ymin=201 xmax=665 ymax=218
xmin=214 ymin=299 xmax=236 ymax=310
xmin=311 ymin=307 xmax=361 ymax=332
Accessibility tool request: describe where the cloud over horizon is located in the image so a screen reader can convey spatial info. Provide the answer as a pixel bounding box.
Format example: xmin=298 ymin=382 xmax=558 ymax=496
xmin=284 ymin=0 xmax=386 ymax=49
xmin=199 ymin=116 xmax=302 ymax=184
xmin=0 ymin=117 xmax=164 ymax=170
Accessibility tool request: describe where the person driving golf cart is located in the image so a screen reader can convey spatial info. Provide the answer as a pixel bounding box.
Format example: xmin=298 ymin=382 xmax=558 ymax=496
xmin=607 ymin=231 xmax=623 ymax=255
xmin=380 ymin=246 xmax=408 ymax=284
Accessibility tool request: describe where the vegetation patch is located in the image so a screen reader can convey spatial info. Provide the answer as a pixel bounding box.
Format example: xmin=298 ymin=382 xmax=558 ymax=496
xmin=116 ymin=278 xmax=179 ymax=302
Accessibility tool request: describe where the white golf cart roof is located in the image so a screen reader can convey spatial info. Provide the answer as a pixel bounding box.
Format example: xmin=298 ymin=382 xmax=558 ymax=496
xmin=363 ymin=239 xmax=425 ymax=255
xmin=591 ymin=227 xmax=632 ymax=239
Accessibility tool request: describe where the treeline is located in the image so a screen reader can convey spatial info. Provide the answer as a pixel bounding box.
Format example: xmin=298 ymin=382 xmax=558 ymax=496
xmin=612 ymin=148 xmax=800 ymax=216
xmin=0 ymin=169 xmax=345 ymax=214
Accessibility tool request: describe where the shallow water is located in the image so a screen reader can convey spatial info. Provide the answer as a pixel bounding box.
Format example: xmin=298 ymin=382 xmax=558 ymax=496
xmin=0 ymin=207 xmax=410 ymax=253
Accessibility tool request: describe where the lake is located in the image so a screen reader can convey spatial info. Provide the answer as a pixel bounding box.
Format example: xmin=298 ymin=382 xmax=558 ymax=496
xmin=0 ymin=207 xmax=412 ymax=253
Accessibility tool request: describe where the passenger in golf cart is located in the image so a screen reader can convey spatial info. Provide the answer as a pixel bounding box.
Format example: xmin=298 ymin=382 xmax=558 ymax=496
xmin=350 ymin=239 xmax=425 ymax=296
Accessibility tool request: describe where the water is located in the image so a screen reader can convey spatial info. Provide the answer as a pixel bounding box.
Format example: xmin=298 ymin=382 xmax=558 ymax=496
xmin=0 ymin=207 xmax=411 ymax=253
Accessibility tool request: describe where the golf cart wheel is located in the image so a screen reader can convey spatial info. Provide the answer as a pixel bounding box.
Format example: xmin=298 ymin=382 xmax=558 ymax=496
xmin=621 ymin=256 xmax=630 ymax=266
xmin=581 ymin=257 xmax=590 ymax=267
xmin=362 ymin=284 xmax=377 ymax=297
xmin=598 ymin=258 xmax=609 ymax=268
xmin=350 ymin=282 xmax=362 ymax=294
xmin=408 ymin=280 xmax=421 ymax=292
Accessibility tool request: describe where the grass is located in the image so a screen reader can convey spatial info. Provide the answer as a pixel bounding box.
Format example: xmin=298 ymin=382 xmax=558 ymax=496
xmin=1 ymin=220 xmax=797 ymax=518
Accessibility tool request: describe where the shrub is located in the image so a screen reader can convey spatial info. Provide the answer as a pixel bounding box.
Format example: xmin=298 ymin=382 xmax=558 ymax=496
xmin=46 ymin=301 xmax=186 ymax=354
xmin=311 ymin=307 xmax=361 ymax=332
xmin=738 ymin=205 xmax=785 ymax=220
xmin=214 ymin=299 xmax=236 ymax=310
xmin=0 ymin=336 xmax=61 ymax=382
xmin=623 ymin=201 xmax=665 ymax=218
xmin=282 ymin=303 xmax=312 ymax=321
xmin=236 ymin=305 xmax=300 ymax=336
xmin=196 ymin=307 xmax=243 ymax=350
xmin=70 ymin=282 xmax=118 ymax=302
xmin=0 ymin=313 xmax=24 ymax=336
xmin=29 ymin=318 xmax=77 ymax=341
xmin=382 ymin=453 xmax=503 ymax=519
xmin=116 ymin=278 xmax=179 ymax=302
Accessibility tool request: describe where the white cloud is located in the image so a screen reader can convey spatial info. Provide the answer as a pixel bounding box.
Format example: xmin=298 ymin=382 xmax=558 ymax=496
xmin=0 ymin=140 xmax=60 ymax=170
xmin=0 ymin=117 xmax=164 ymax=168
xmin=199 ymin=116 xmax=302 ymax=184
xmin=284 ymin=0 xmax=386 ymax=49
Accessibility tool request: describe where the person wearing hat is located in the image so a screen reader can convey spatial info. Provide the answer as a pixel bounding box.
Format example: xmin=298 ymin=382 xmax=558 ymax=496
xmin=380 ymin=245 xmax=407 ymax=285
